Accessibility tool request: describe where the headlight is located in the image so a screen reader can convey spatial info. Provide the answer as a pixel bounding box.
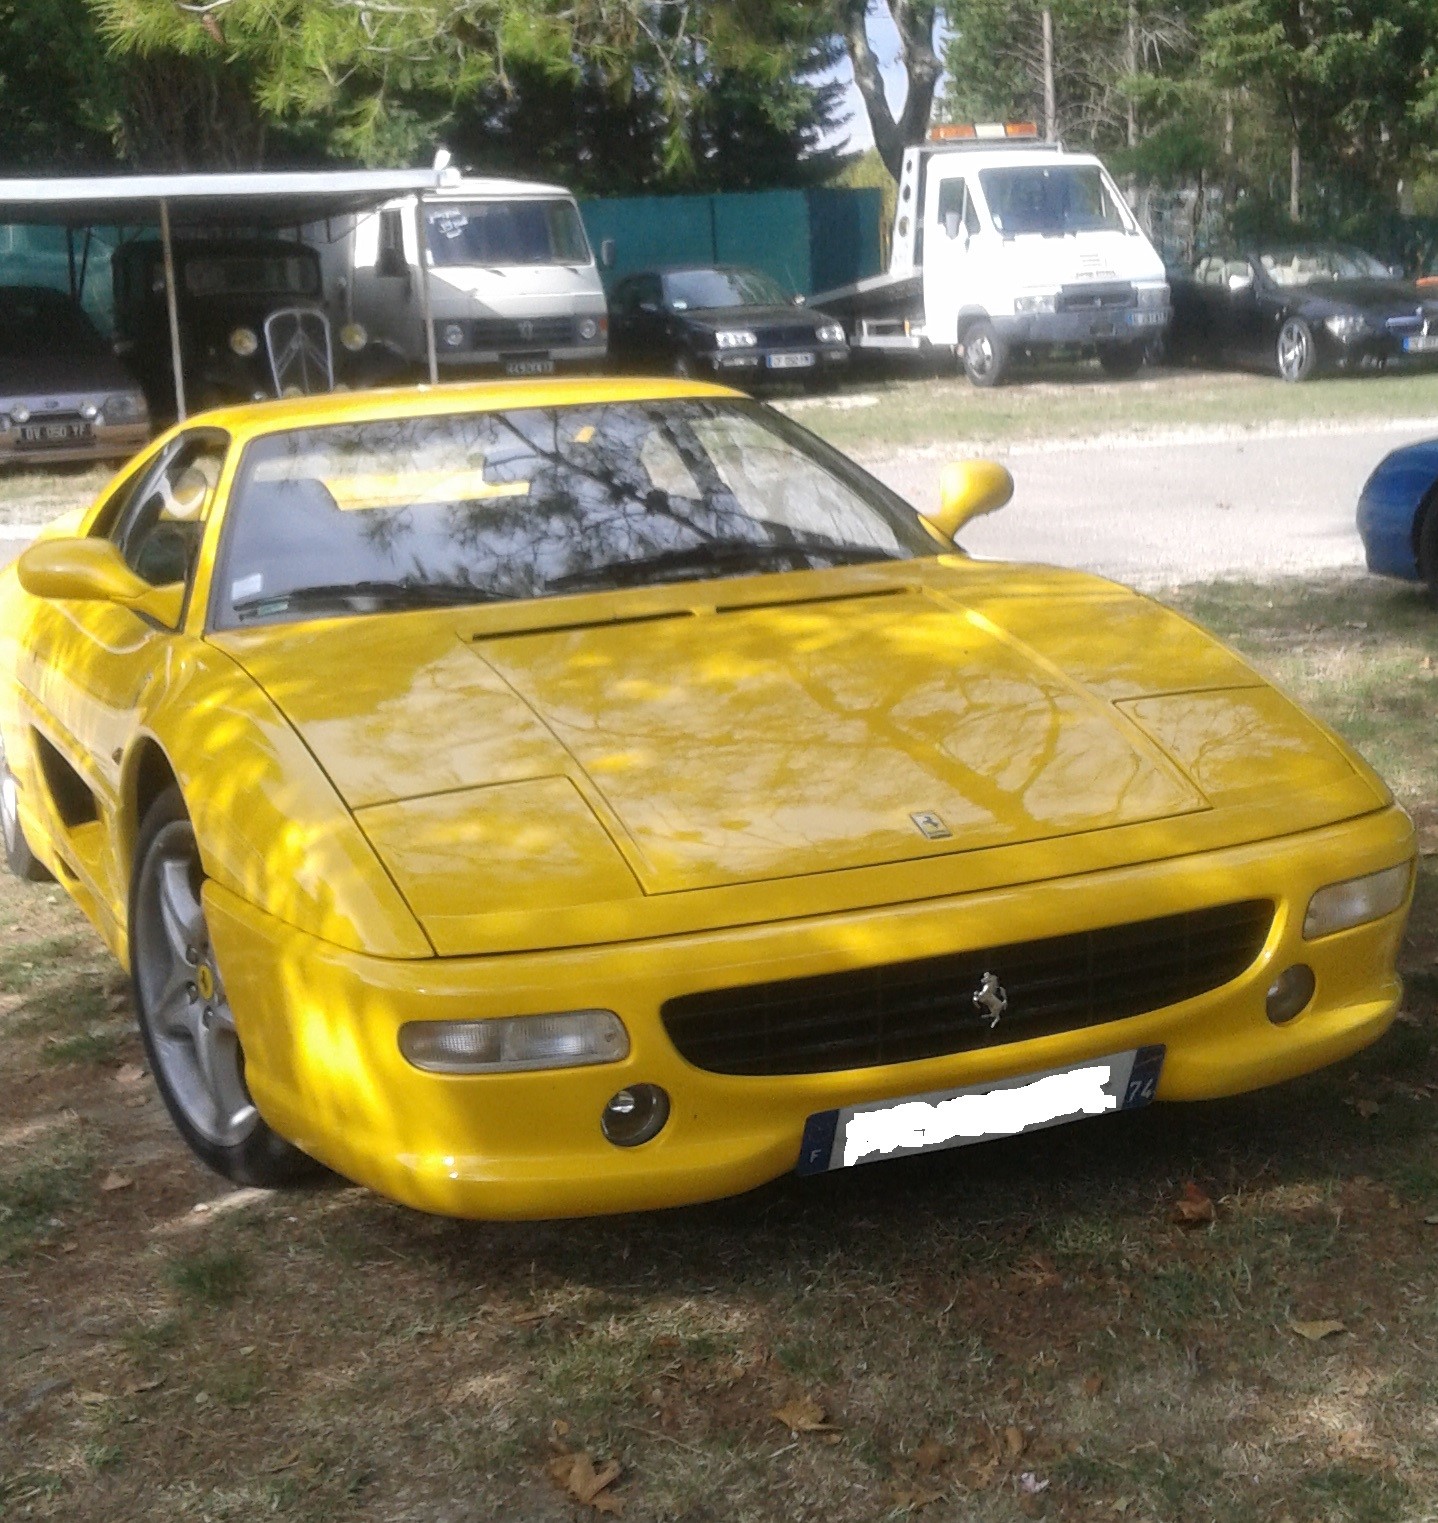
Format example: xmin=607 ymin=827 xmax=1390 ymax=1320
xmin=715 ymin=329 xmax=757 ymax=349
xmin=578 ymin=316 xmax=599 ymax=341
xmin=1014 ymin=293 xmax=1058 ymax=315
xmin=339 ymin=321 xmax=368 ymax=353
xmin=398 ymin=1010 xmax=629 ymax=1074
xmin=1135 ymin=284 xmax=1169 ymax=309
xmin=79 ymin=401 xmax=99 ymax=421
xmin=441 ymin=322 xmax=466 ymax=348
xmin=817 ymin=323 xmax=846 ymax=345
xmin=1323 ymin=314 xmax=1368 ymax=340
xmin=10 ymin=404 xmax=31 ymax=424
xmin=1303 ymin=862 xmax=1411 ymax=939
xmin=101 ymin=392 xmax=148 ymax=424
xmin=229 ymin=326 xmax=259 ymax=358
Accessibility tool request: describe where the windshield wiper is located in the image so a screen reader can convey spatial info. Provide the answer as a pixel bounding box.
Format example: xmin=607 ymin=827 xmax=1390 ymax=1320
xmin=546 ymin=539 xmax=898 ymax=593
xmin=231 ymin=579 xmax=505 ymax=620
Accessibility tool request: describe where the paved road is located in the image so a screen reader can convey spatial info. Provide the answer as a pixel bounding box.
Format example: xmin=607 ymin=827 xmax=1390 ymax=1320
xmin=860 ymin=416 xmax=1435 ymax=588
xmin=2 ymin=415 xmax=1433 ymax=586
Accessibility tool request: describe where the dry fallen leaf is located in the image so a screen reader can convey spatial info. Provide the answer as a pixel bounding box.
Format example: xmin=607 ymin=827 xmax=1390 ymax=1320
xmin=1424 ymin=1212 xmax=1438 ymax=1226
xmin=891 ymin=1485 xmax=943 ymax=1510
xmin=76 ymin=1389 xmax=108 ymax=1406
xmin=100 ymin=1171 xmax=134 ymax=1193
xmin=772 ymin=1395 xmax=838 ymax=1433
xmin=913 ymin=1437 xmax=948 ymax=1474
xmin=1291 ymin=1319 xmax=1347 ymax=1341
xmin=548 ymin=1452 xmax=622 ymax=1513
xmin=125 ymin=1376 xmax=164 ymax=1395
xmin=1081 ymin=1374 xmax=1105 ymax=1398
xmin=1172 ymin=1181 xmax=1216 ymax=1226
xmin=1346 ymin=1097 xmax=1381 ymax=1119
xmin=1004 ymin=1425 xmax=1026 ymax=1457
xmin=1018 ymin=1472 xmax=1050 ymax=1495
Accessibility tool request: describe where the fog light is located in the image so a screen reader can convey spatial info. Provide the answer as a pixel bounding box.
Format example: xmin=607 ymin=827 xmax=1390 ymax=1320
xmin=1266 ymin=965 xmax=1316 ymax=1024
xmin=229 ymin=326 xmax=259 ymax=358
xmin=1303 ymin=862 xmax=1411 ymax=939
xmin=10 ymin=405 xmax=30 ymax=424
xmin=339 ymin=321 xmax=368 ymax=352
xmin=79 ymin=401 xmax=99 ymax=420
xmin=441 ymin=322 xmax=466 ymax=348
xmin=601 ymin=1084 xmax=670 ymax=1147
xmin=399 ymin=1010 xmax=628 ymax=1073
xmin=578 ymin=317 xmax=599 ymax=341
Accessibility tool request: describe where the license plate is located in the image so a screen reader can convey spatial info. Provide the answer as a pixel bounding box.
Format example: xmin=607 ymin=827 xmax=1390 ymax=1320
xmin=16 ymin=421 xmax=91 ymax=446
xmin=795 ymin=1045 xmax=1164 ymax=1175
xmin=767 ymin=352 xmax=815 ymax=369
xmin=503 ymin=357 xmax=555 ymax=376
xmin=1403 ymin=335 xmax=1438 ymax=353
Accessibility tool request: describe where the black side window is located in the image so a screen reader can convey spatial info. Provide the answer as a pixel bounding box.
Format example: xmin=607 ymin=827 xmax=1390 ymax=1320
xmin=109 ymin=430 xmax=229 ymax=600
xmin=937 ymin=178 xmax=979 ymax=238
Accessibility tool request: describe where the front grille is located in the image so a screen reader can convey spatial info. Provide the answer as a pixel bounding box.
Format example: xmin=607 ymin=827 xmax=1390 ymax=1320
xmin=1057 ymin=282 xmax=1135 ymax=312
xmin=754 ymin=322 xmax=823 ymax=346
xmin=264 ymin=308 xmax=334 ymax=395
xmin=467 ymin=316 xmax=577 ymax=349
xmin=662 ymin=900 xmax=1274 ymax=1076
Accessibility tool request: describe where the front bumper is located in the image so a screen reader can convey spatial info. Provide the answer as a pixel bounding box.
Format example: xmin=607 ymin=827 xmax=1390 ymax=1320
xmin=437 ymin=344 xmax=608 ymax=374
xmin=0 ymin=420 xmax=150 ymax=468
xmin=208 ymin=805 xmax=1413 ymax=1220
xmin=995 ymin=308 xmax=1169 ymax=346
xmin=694 ymin=345 xmax=849 ymax=380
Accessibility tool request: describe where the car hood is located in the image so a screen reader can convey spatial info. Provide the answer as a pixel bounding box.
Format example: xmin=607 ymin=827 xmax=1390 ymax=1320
xmin=1289 ymin=278 xmax=1430 ymax=316
xmin=0 ymin=348 xmax=137 ymax=399
xmin=678 ymin=304 xmax=827 ymax=335
xmin=211 ymin=561 xmax=1384 ymax=951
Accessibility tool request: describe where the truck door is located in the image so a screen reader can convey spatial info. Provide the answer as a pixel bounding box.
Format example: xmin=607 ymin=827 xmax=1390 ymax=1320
xmin=922 ymin=169 xmax=983 ymax=347
xmin=350 ymin=206 xmax=418 ymax=360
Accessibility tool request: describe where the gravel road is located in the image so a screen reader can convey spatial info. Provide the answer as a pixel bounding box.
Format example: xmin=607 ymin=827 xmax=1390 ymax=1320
xmin=857 ymin=414 xmax=1435 ymax=588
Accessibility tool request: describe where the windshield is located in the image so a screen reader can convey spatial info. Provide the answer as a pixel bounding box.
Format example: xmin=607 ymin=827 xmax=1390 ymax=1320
xmin=424 ymin=199 xmax=591 ymax=267
xmin=663 ymin=268 xmax=791 ymax=310
xmin=1258 ymin=247 xmax=1391 ymax=286
xmin=978 ymin=166 xmax=1129 ymax=236
xmin=211 ymin=400 xmax=934 ymax=628
xmin=182 ymin=254 xmax=320 ymax=298
xmin=0 ymin=290 xmax=103 ymax=356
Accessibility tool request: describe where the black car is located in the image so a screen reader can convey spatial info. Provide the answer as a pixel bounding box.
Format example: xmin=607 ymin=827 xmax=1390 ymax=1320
xmin=112 ymin=237 xmax=405 ymax=416
xmin=606 ymin=265 xmax=849 ymax=386
xmin=1168 ymin=245 xmax=1438 ymax=382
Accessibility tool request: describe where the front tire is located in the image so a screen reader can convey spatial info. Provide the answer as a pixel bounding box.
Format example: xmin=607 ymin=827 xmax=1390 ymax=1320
xmin=130 ymin=787 xmax=318 ymax=1188
xmin=961 ymin=319 xmax=1009 ymax=388
xmin=1097 ymin=341 xmax=1144 ymax=378
xmin=1275 ymin=317 xmax=1317 ymax=383
xmin=1 ymin=737 xmax=51 ymax=882
xmin=1419 ymin=497 xmax=1438 ymax=610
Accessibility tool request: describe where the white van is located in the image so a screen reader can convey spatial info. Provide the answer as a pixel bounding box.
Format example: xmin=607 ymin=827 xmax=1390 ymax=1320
xmin=322 ymin=176 xmax=608 ymax=377
xmin=812 ymin=126 xmax=1170 ymax=386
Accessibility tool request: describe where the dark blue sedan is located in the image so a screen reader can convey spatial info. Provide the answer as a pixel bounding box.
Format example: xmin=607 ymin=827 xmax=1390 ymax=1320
xmin=1357 ymin=436 xmax=1438 ymax=605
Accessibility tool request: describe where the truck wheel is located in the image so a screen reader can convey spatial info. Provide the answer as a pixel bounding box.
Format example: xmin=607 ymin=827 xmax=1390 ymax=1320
xmin=961 ymin=321 xmax=1009 ymax=388
xmin=1097 ymin=342 xmax=1144 ymax=378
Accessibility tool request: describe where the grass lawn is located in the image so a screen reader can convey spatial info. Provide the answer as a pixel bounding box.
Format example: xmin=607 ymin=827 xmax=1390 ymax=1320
xmin=0 ymin=572 xmax=1434 ymax=1522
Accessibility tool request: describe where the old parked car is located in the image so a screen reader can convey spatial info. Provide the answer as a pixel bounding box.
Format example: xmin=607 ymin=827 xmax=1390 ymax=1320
xmin=1168 ymin=245 xmax=1438 ymax=381
xmin=607 ymin=265 xmax=848 ymax=386
xmin=0 ymin=379 xmax=1414 ymax=1218
xmin=1357 ymin=434 xmax=1438 ymax=606
xmin=112 ymin=237 xmax=405 ymax=416
xmin=0 ymin=286 xmax=149 ymax=467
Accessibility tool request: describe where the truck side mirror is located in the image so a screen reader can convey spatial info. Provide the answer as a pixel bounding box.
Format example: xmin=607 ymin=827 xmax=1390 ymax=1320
xmin=599 ymin=238 xmax=616 ymax=270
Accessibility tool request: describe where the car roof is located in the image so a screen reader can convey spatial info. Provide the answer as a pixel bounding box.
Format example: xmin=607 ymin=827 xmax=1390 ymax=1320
xmin=175 ymin=377 xmax=749 ymax=444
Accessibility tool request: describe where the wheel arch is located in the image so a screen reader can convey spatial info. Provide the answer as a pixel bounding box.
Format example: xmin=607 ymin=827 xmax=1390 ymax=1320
xmin=120 ymin=736 xmax=181 ymax=885
xmin=1412 ymin=477 xmax=1438 ymax=565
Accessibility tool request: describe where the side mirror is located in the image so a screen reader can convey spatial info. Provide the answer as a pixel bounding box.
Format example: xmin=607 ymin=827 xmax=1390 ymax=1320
xmin=16 ymin=538 xmax=184 ymax=627
xmin=921 ymin=459 xmax=1014 ymax=543
xmin=1227 ymin=271 xmax=1254 ymax=294
xmin=599 ymin=238 xmax=616 ymax=270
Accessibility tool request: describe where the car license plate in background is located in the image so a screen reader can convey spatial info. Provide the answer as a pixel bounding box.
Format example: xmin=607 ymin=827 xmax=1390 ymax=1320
xmin=768 ymin=352 xmax=815 ymax=369
xmin=1403 ymin=335 xmax=1438 ymax=354
xmin=504 ymin=357 xmax=555 ymax=376
xmin=17 ymin=421 xmax=91 ymax=446
xmin=795 ymin=1045 xmax=1165 ymax=1175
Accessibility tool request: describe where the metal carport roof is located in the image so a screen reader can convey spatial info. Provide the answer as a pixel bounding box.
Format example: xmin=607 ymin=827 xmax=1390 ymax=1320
xmin=0 ymin=165 xmax=461 ymax=413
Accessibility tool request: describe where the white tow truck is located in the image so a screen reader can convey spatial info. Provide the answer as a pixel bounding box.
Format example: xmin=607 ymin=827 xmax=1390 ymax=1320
xmin=812 ymin=124 xmax=1170 ymax=386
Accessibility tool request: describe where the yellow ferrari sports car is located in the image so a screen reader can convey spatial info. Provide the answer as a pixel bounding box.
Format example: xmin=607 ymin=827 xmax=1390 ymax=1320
xmin=0 ymin=378 xmax=1415 ymax=1218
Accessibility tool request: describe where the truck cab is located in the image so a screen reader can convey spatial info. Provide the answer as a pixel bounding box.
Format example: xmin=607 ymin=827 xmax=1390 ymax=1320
xmin=333 ymin=177 xmax=608 ymax=377
xmin=815 ymin=127 xmax=1170 ymax=386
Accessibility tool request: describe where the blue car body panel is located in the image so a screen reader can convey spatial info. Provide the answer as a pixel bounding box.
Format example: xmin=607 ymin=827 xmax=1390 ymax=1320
xmin=1356 ymin=436 xmax=1438 ymax=582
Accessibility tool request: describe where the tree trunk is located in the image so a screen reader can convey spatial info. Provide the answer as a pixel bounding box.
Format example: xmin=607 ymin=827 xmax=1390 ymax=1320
xmin=1289 ymin=138 xmax=1300 ymax=222
xmin=1041 ymin=9 xmax=1056 ymax=142
xmin=1125 ymin=0 xmax=1137 ymax=150
xmin=838 ymin=0 xmax=941 ymax=180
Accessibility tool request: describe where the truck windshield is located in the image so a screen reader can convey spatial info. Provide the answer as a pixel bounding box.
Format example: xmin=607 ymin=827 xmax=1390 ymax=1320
xmin=183 ymin=255 xmax=320 ymax=297
xmin=424 ymin=200 xmax=591 ymax=267
xmin=978 ymin=166 xmax=1129 ymax=236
